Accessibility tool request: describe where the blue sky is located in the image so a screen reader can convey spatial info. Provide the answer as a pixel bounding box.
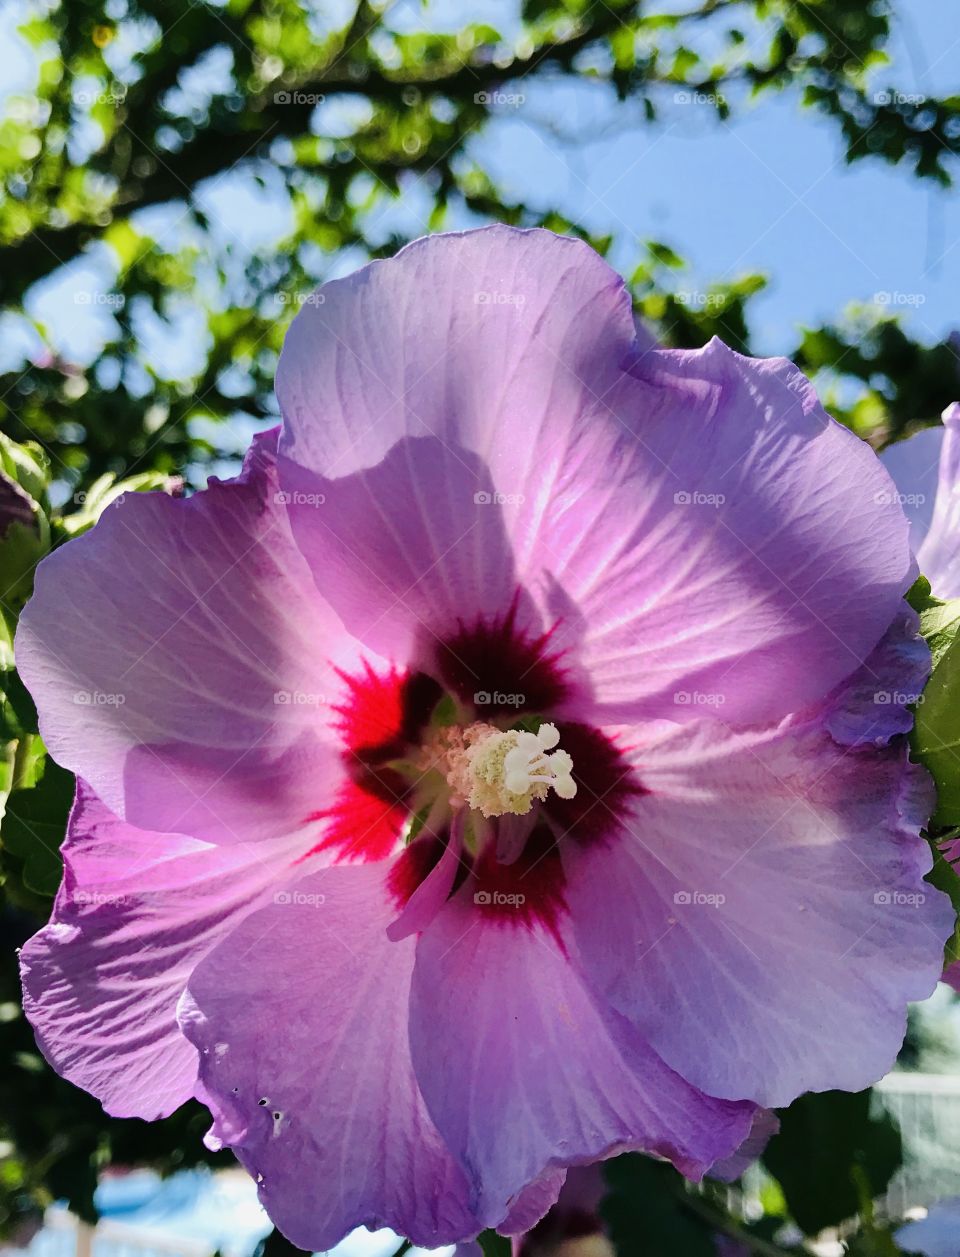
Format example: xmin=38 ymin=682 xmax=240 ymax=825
xmin=1 ymin=0 xmax=958 ymax=376
xmin=459 ymin=0 xmax=960 ymax=354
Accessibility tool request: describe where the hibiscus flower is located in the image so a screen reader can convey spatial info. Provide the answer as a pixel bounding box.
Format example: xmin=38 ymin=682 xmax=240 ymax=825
xmin=16 ymin=227 xmax=951 ymax=1249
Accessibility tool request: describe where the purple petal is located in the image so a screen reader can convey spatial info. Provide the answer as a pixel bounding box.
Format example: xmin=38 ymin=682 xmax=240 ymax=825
xmin=0 ymin=471 xmax=38 ymax=536
xmin=942 ymin=959 xmax=960 ymax=992
xmin=277 ymin=436 xmax=541 ymax=680
xmin=820 ymin=602 xmax=929 ymax=746
xmin=565 ymin=712 xmax=950 ymax=1107
xmin=571 ymin=341 xmax=914 ymax=724
xmin=276 ymin=227 xmax=634 ymax=482
xmin=15 ymin=429 xmax=356 ymax=842
xmin=386 ymin=813 xmax=465 ymax=942
xmin=880 ymin=424 xmax=944 ymax=557
xmin=180 ymin=861 xmax=480 ymax=1250
xmin=498 ymin=1168 xmax=568 ymax=1238
xmin=408 ymin=882 xmax=756 ymax=1224
xmin=882 ymin=403 xmax=960 ymax=598
xmin=509 ymin=1165 xmax=605 ymax=1255
xmin=20 ymin=783 xmax=304 ymax=1119
xmin=277 ymin=228 xmax=912 ymax=727
xmin=917 ymin=403 xmax=960 ymax=597
xmin=709 ymin=1109 xmax=779 ymax=1182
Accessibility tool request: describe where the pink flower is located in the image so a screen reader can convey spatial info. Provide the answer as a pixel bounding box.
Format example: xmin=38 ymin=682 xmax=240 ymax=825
xmin=16 ymin=228 xmax=951 ymax=1249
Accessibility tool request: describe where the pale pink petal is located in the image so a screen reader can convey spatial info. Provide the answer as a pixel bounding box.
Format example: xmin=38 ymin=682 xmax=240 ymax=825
xmin=20 ymin=783 xmax=305 ymax=1119
xmin=565 ymin=714 xmax=950 ymax=1107
xmin=180 ymin=862 xmax=480 ymax=1250
xmin=15 ymin=430 xmax=357 ymax=842
xmin=408 ymin=881 xmax=756 ymax=1222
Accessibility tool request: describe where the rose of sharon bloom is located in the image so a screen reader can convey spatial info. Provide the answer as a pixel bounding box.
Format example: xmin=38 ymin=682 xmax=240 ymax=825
xmin=16 ymin=228 xmax=952 ymax=1249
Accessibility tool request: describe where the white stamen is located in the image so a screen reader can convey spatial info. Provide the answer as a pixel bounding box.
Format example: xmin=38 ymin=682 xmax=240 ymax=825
xmin=447 ymin=721 xmax=577 ymax=818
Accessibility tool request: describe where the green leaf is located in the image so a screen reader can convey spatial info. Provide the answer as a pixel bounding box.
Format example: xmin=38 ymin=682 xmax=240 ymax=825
xmin=0 ymin=668 xmax=39 ymax=740
xmin=60 ymin=470 xmax=177 ymax=537
xmin=762 ymin=1090 xmax=901 ymax=1234
xmin=1 ymin=754 xmax=75 ymax=895
xmin=906 ymin=574 xmax=933 ymax=614
xmin=0 ymin=434 xmax=48 ymax=506
xmin=927 ymin=844 xmax=960 ymax=968
xmin=601 ymin=1154 xmax=716 ymax=1257
xmin=0 ymin=511 xmax=47 ymax=611
xmin=911 ymin=592 xmax=960 ymax=825
xmin=648 ymin=240 xmax=685 ymax=269
xmin=477 ymin=1231 xmax=510 ymax=1257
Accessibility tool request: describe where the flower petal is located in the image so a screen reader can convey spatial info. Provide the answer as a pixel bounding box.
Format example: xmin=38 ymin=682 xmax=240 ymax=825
xmin=408 ymin=883 xmax=756 ymax=1224
xmin=277 ymin=228 xmax=912 ymax=725
xmin=914 ymin=403 xmax=960 ymax=598
xmin=276 ymin=227 xmax=634 ymax=483
xmin=818 ymin=602 xmax=929 ymax=746
xmin=20 ymin=783 xmax=303 ymax=1120
xmin=554 ymin=341 xmax=915 ymax=724
xmin=708 ymin=1109 xmax=779 ymax=1182
xmin=180 ymin=862 xmax=479 ymax=1250
xmin=277 ymin=435 xmax=537 ymax=676
xmin=498 ymin=1168 xmax=568 ymax=1237
xmin=565 ymin=712 xmax=950 ymax=1107
xmin=15 ymin=430 xmax=355 ymax=842
xmin=879 ymin=422 xmax=944 ymax=560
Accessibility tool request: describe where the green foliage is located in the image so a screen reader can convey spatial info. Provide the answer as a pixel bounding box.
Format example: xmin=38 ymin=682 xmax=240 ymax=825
xmin=478 ymin=1230 xmax=512 ymax=1257
xmin=763 ymin=1090 xmax=902 ymax=1235
xmin=795 ymin=317 xmax=960 ymax=444
xmin=910 ymin=584 xmax=960 ymax=826
xmin=602 ymin=1155 xmax=718 ymax=1257
xmin=3 ymin=755 xmax=73 ymax=896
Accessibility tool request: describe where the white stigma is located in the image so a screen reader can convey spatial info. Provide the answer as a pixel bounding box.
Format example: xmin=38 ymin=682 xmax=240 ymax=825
xmin=445 ymin=721 xmax=577 ymax=818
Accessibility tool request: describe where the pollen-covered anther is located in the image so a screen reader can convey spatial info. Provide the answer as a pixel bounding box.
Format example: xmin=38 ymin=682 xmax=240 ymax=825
xmin=447 ymin=721 xmax=577 ymax=818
